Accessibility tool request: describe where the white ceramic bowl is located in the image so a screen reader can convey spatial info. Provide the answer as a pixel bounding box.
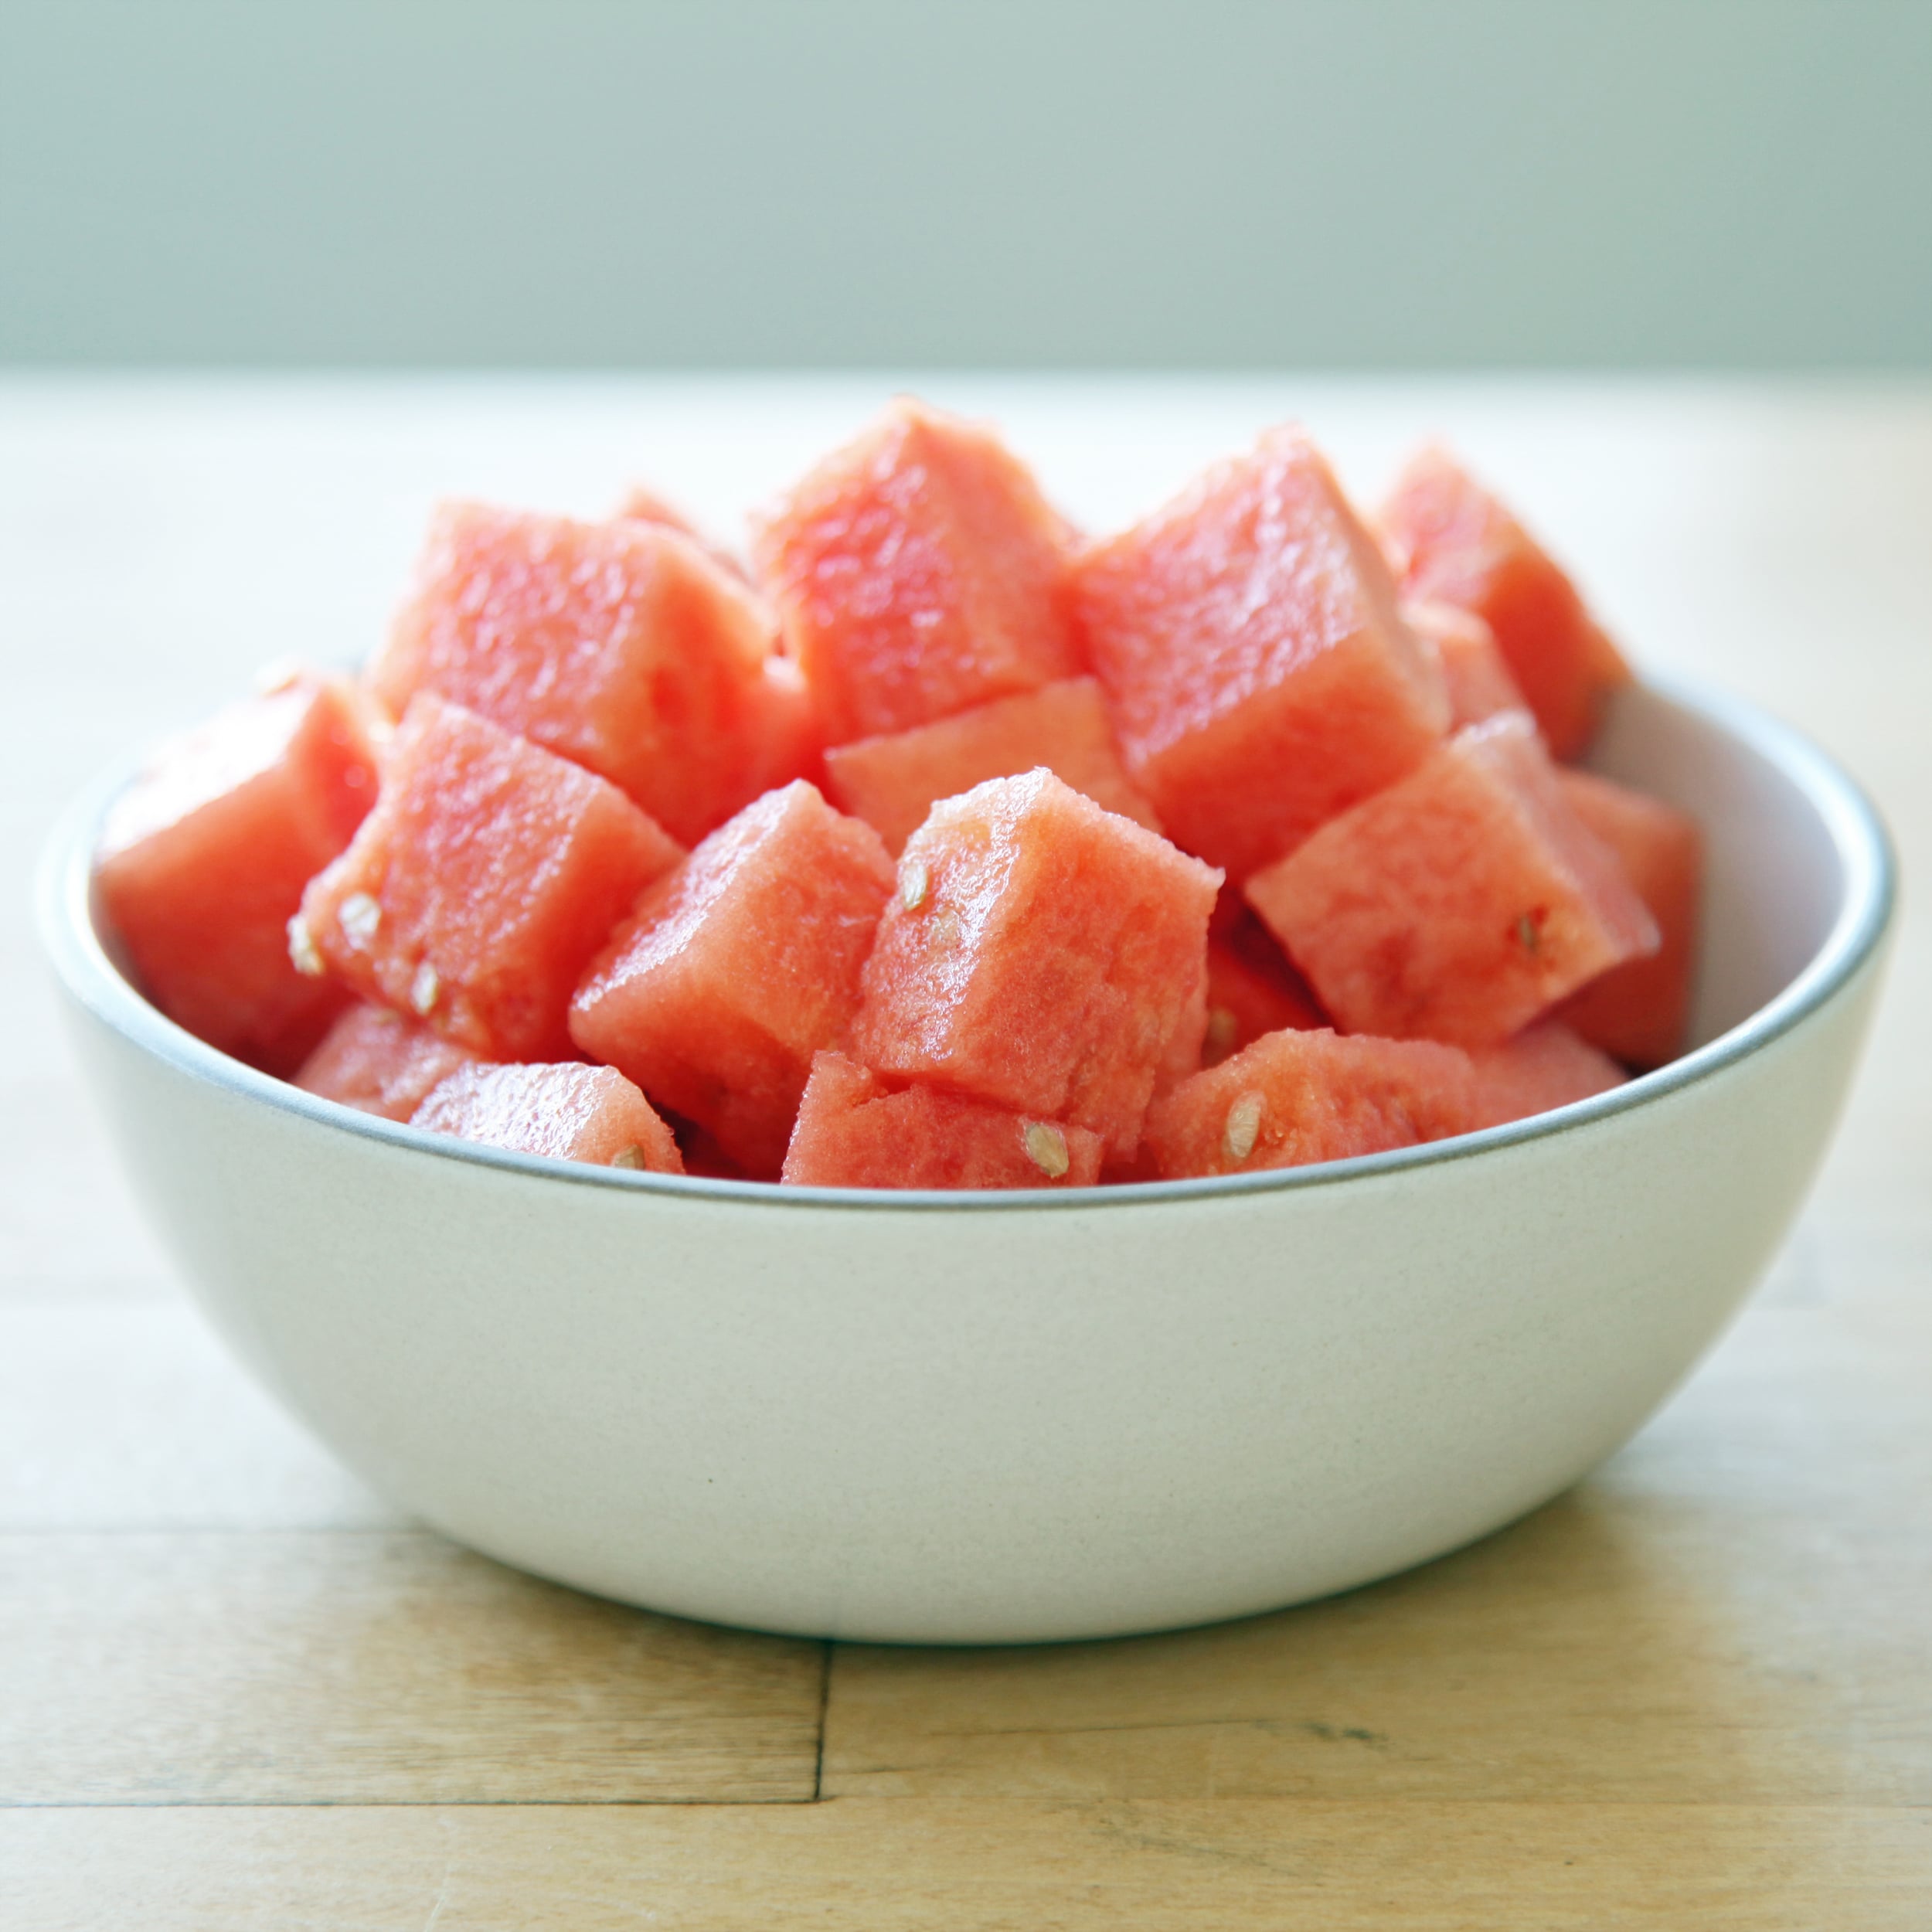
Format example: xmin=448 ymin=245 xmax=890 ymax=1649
xmin=41 ymin=678 xmax=1893 ymax=1645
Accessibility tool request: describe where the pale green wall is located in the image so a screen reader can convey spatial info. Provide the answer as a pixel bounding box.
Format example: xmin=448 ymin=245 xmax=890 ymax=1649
xmin=2 ymin=1 xmax=1926 ymax=367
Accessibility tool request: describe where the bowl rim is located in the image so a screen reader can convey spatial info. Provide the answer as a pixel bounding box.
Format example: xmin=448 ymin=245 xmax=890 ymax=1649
xmin=39 ymin=673 xmax=1896 ymax=1216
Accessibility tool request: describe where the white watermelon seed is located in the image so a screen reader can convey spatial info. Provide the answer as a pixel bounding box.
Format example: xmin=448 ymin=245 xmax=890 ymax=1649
xmin=1022 ymin=1120 xmax=1070 ymax=1179
xmin=1223 ymin=1090 xmax=1265 ymax=1163
xmin=900 ymin=859 xmax=930 ymax=911
xmin=338 ymin=892 xmax=382 ymax=947
xmin=409 ymin=961 xmax=440 ymax=1015
xmin=610 ymin=1144 xmax=646 ymax=1170
xmin=287 ymin=915 xmax=324 ymax=978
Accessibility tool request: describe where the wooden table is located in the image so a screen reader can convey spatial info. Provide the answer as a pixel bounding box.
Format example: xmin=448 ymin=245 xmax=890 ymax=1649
xmin=3 ymin=379 xmax=1928 ymax=1928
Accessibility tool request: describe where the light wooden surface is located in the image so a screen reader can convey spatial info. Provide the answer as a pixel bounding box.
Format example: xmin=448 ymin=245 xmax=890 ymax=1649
xmin=2 ymin=378 xmax=1928 ymax=1927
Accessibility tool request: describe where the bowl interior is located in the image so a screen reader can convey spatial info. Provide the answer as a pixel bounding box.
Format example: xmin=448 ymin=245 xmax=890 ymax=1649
xmin=45 ymin=672 xmax=1893 ymax=1209
xmin=1584 ymin=679 xmax=1871 ymax=1053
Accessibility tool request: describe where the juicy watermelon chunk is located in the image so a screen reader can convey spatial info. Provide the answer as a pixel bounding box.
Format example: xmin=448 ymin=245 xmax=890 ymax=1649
xmin=1245 ymin=714 xmax=1659 ymax=1047
xmin=94 ymin=670 xmax=380 ymax=1075
xmin=1382 ymin=447 xmax=1630 ymax=760
xmin=1467 ymin=1020 xmax=1627 ymax=1129
xmin=851 ymin=770 xmax=1220 ymax=1161
xmin=1403 ymin=600 xmax=1530 ymax=730
xmin=750 ymin=399 xmax=1084 ymax=745
xmin=570 ymin=781 xmax=896 ymax=1176
xmin=367 ymin=501 xmax=811 ymax=846
xmin=1143 ymin=1027 xmax=1475 ymax=1179
xmin=294 ymin=1002 xmax=484 ymax=1123
xmin=823 ymin=677 xmax=1158 ymax=856
xmin=300 ymin=695 xmax=683 ymax=1062
xmin=781 ymin=1051 xmax=1106 ymax=1190
xmin=413 ymin=1062 xmax=683 ymax=1172
xmin=1071 ymin=426 xmax=1449 ymax=879
xmin=1553 ymin=770 xmax=1703 ymax=1067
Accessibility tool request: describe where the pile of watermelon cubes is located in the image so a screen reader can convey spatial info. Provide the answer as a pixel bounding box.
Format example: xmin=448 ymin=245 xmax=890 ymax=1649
xmin=94 ymin=402 xmax=1702 ymax=1189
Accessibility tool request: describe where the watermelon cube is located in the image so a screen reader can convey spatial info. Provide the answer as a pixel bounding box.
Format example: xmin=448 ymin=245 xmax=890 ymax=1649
xmin=1403 ymin=600 xmax=1530 ymax=731
xmin=1071 ymin=426 xmax=1449 ymax=879
xmin=295 ymin=1002 xmax=484 ymax=1123
xmin=299 ymin=695 xmax=683 ymax=1062
xmin=1143 ymin=1028 xmax=1475 ymax=1179
xmin=570 ymin=781 xmax=897 ymax=1176
xmin=750 ymin=399 xmax=1084 ymax=745
xmin=852 ymin=770 xmax=1221 ymax=1161
xmin=823 ymin=677 xmax=1159 ymax=855
xmin=94 ymin=670 xmax=381 ymax=1074
xmin=367 ymin=501 xmax=812 ymax=847
xmin=1467 ymin=1020 xmax=1627 ymax=1130
xmin=1554 ymin=770 xmax=1703 ymax=1067
xmin=413 ymin=1062 xmax=683 ymax=1172
xmin=781 ymin=1052 xmax=1106 ymax=1190
xmin=1382 ymin=447 xmax=1630 ymax=760
xmin=1245 ymin=714 xmax=1659 ymax=1047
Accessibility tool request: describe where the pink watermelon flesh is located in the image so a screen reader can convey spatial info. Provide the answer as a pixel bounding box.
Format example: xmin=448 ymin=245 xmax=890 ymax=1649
xmin=823 ymin=677 xmax=1158 ymax=855
xmin=300 ymin=694 xmax=684 ymax=1063
xmin=1071 ymin=425 xmax=1449 ymax=879
xmin=1402 ymin=600 xmax=1531 ymax=731
xmin=1382 ymin=447 xmax=1631 ymax=760
xmin=1553 ymin=770 xmax=1703 ymax=1069
xmin=1244 ymin=714 xmax=1659 ymax=1047
xmin=781 ymin=1051 xmax=1105 ymax=1189
xmin=570 ymin=780 xmax=896 ymax=1177
xmin=1466 ymin=1020 xmax=1627 ymax=1130
xmin=851 ymin=769 xmax=1221 ymax=1161
xmin=367 ymin=501 xmax=812 ymax=846
xmin=1202 ymin=934 xmax=1326 ymax=1067
xmin=1143 ymin=1027 xmax=1475 ymax=1179
xmin=750 ymin=398 xmax=1084 ymax=745
xmin=295 ymin=1001 xmax=485 ymax=1122
xmin=412 ymin=1062 xmax=683 ymax=1172
xmin=94 ymin=670 xmax=380 ymax=1075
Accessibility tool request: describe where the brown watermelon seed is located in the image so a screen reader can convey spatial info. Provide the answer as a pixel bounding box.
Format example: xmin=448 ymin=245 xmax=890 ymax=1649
xmin=1022 ymin=1120 xmax=1070 ymax=1179
xmin=1204 ymin=1006 xmax=1238 ymax=1062
xmin=287 ymin=914 xmax=324 ymax=978
xmin=408 ymin=961 xmax=440 ymax=1016
xmin=900 ymin=859 xmax=930 ymax=911
xmin=1223 ymin=1090 xmax=1265 ymax=1164
xmin=252 ymin=658 xmax=305 ymax=696
xmin=339 ymin=892 xmax=382 ymax=947
xmin=610 ymin=1145 xmax=646 ymax=1171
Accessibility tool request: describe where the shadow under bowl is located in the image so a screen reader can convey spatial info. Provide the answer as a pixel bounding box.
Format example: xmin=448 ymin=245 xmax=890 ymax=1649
xmin=39 ymin=677 xmax=1894 ymax=1644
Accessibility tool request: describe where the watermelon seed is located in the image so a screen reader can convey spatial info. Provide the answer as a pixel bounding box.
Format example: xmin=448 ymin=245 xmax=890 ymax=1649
xmin=1205 ymin=1006 xmax=1239 ymax=1062
xmin=1515 ymin=913 xmax=1542 ymax=953
xmin=287 ymin=915 xmax=324 ymax=978
xmin=610 ymin=1145 xmax=646 ymax=1171
xmin=1022 ymin=1120 xmax=1070 ymax=1179
xmin=409 ymin=961 xmax=440 ymax=1016
xmin=339 ymin=892 xmax=382 ymax=947
xmin=900 ymin=859 xmax=930 ymax=911
xmin=1223 ymin=1090 xmax=1265 ymax=1164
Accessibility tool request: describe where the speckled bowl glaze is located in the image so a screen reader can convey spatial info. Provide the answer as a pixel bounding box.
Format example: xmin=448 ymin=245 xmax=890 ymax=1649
xmin=40 ymin=677 xmax=1893 ymax=1644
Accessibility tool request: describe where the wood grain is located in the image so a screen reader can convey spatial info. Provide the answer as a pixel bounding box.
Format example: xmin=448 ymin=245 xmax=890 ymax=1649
xmin=0 ymin=1531 xmax=825 ymax=1804
xmin=4 ymin=1801 xmax=1928 ymax=1930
